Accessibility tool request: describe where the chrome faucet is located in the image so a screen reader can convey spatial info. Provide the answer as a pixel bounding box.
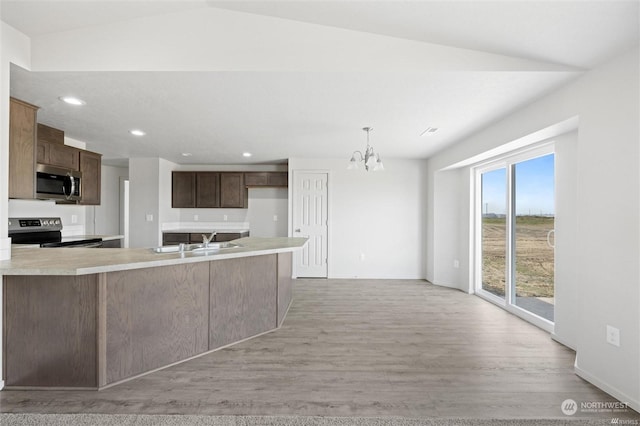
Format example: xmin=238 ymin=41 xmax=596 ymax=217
xmin=202 ymin=231 xmax=217 ymax=246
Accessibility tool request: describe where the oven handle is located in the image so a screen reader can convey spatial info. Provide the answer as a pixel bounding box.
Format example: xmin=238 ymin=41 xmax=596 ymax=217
xmin=71 ymin=241 xmax=103 ymax=248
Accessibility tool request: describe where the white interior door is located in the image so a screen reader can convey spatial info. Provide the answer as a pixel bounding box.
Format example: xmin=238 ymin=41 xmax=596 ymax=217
xmin=293 ymin=172 xmax=328 ymax=278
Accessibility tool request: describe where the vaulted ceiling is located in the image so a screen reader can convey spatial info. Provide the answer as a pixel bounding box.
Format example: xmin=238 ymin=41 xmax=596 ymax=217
xmin=2 ymin=1 xmax=638 ymax=165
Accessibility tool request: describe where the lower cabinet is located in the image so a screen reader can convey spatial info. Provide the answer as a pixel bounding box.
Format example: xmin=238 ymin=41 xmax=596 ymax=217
xmin=2 ymin=252 xmax=292 ymax=388
xmin=105 ymin=263 xmax=210 ymax=384
xmin=162 ymin=231 xmax=249 ymax=245
xmin=209 ymin=255 xmax=277 ymax=349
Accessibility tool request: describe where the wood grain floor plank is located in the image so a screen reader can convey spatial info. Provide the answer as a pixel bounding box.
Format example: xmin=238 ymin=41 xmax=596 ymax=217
xmin=0 ymin=279 xmax=637 ymax=420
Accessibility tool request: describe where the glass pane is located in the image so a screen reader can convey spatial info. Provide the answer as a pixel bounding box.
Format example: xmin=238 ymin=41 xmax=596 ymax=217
xmin=481 ymin=168 xmax=507 ymax=299
xmin=513 ymin=154 xmax=555 ymax=321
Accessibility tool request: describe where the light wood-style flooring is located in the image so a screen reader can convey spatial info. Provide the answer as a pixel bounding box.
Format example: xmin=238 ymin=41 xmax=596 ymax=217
xmin=0 ymin=279 xmax=636 ymax=420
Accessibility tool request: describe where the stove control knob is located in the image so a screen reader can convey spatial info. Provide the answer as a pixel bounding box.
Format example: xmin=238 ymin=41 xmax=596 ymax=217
xmin=54 ymin=219 xmax=61 ymax=225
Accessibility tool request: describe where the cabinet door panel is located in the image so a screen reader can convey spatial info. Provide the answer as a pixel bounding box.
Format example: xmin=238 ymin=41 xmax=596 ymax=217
xmin=172 ymin=172 xmax=196 ymax=208
xmin=49 ymin=143 xmax=80 ymax=170
xmin=162 ymin=233 xmax=190 ymax=245
xmin=244 ymin=172 xmax=268 ymax=186
xmin=37 ymin=123 xmax=64 ymax=145
xmin=220 ymin=173 xmax=247 ymax=208
xmin=9 ymin=98 xmax=38 ymax=199
xmin=36 ymin=141 xmax=49 ymax=164
xmin=196 ymin=172 xmax=220 ymax=208
xmin=79 ymin=150 xmax=101 ymax=205
xmin=267 ymin=172 xmax=288 ymax=187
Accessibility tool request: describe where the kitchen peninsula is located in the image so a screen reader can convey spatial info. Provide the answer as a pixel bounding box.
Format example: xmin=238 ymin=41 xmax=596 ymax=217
xmin=0 ymin=237 xmax=306 ymax=390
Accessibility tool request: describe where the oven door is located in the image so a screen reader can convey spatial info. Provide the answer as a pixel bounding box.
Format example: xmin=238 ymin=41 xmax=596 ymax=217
xmin=36 ymin=164 xmax=82 ymax=201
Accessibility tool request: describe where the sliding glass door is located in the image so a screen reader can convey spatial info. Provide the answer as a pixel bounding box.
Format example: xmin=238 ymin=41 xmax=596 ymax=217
xmin=513 ymin=154 xmax=555 ymax=321
xmin=480 ymin=168 xmax=507 ymax=299
xmin=476 ymin=146 xmax=555 ymax=329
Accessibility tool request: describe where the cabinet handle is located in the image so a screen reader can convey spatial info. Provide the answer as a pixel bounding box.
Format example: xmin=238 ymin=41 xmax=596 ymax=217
xmin=294 ymin=228 xmax=301 ymax=233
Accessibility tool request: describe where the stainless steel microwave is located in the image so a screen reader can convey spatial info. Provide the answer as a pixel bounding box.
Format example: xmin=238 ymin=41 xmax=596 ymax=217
xmin=36 ymin=164 xmax=82 ymax=201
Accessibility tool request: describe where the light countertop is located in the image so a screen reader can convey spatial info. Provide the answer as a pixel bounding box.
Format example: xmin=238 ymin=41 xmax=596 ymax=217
xmin=0 ymin=237 xmax=307 ymax=276
xmin=163 ymin=229 xmax=249 ymax=234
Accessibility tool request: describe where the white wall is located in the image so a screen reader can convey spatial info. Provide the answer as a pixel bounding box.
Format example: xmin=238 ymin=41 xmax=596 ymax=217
xmin=426 ymin=48 xmax=639 ymax=409
xmin=128 ymin=157 xmax=161 ymax=248
xmin=246 ymin=188 xmax=288 ymax=237
xmin=431 ymin=168 xmax=469 ymax=290
xmin=1 ymin=21 xmax=31 ymax=259
xmin=551 ymin=131 xmax=579 ymax=350
xmin=86 ymin=165 xmax=128 ymax=236
xmin=289 ymin=158 xmax=427 ymax=279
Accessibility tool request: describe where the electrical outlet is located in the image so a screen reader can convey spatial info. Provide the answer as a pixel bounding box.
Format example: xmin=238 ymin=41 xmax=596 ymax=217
xmin=360 ymin=253 xmax=365 ymax=261
xmin=453 ymin=259 xmax=460 ymax=268
xmin=194 ymin=215 xmax=199 ymax=221
xmin=71 ymin=214 xmax=78 ymax=224
xmin=273 ymin=215 xmax=278 ymax=222
xmin=606 ymin=325 xmax=620 ymax=347
xmin=145 ymin=214 xmax=153 ymax=222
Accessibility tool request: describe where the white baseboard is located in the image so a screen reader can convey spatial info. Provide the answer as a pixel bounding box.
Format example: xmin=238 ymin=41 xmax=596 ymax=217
xmin=574 ymin=364 xmax=640 ymax=414
xmin=551 ymin=332 xmax=576 ymax=351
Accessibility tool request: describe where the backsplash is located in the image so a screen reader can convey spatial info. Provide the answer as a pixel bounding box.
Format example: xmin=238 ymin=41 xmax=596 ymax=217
xmin=162 ymin=222 xmax=250 ymax=231
xmin=8 ymin=199 xmax=87 ymax=236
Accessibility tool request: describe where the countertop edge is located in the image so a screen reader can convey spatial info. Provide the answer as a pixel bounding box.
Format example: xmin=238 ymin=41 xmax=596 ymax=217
xmin=0 ymin=237 xmax=307 ymax=276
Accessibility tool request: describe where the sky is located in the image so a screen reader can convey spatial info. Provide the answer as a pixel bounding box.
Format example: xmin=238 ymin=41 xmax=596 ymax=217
xmin=481 ymin=153 xmax=555 ymax=216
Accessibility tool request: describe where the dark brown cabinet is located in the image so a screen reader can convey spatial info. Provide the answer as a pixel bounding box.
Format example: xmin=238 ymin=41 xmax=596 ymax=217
xmin=9 ymin=98 xmax=38 ymax=199
xmin=172 ymin=172 xmax=196 ymax=208
xmin=9 ymin=99 xmax=103 ymax=203
xmin=162 ymin=231 xmax=249 ymax=246
xmin=79 ymin=150 xmax=102 ymax=205
xmin=244 ymin=172 xmax=288 ymax=187
xmin=196 ymin=172 xmax=220 ymax=208
xmin=220 ymin=173 xmax=247 ymax=208
xmin=37 ymin=141 xmax=80 ymax=170
xmin=37 ymin=123 xmax=64 ymax=145
xmin=172 ymin=172 xmax=247 ymax=208
xmin=37 ymin=123 xmax=80 ymax=170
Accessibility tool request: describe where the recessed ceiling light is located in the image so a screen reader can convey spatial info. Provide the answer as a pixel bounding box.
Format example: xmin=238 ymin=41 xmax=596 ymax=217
xmin=129 ymin=129 xmax=146 ymax=136
xmin=59 ymin=96 xmax=86 ymax=106
xmin=420 ymin=127 xmax=438 ymax=136
xmin=242 ymin=152 xmax=252 ymax=158
xmin=181 ymin=152 xmax=192 ymax=157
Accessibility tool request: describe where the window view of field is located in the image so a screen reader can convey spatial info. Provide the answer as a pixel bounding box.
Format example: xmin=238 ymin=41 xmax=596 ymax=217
xmin=482 ymin=215 xmax=555 ymax=321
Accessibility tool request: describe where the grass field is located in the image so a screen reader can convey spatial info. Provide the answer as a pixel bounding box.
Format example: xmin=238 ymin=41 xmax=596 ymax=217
xmin=482 ymin=216 xmax=554 ymax=299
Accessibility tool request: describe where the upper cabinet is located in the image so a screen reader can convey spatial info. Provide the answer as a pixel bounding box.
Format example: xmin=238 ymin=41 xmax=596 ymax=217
xmin=220 ymin=173 xmax=247 ymax=208
xmin=172 ymin=172 xmax=196 ymax=208
xmin=8 ymin=98 xmax=102 ymax=204
xmin=9 ymin=98 xmax=38 ymax=199
xmin=244 ymin=172 xmax=288 ymax=187
xmin=78 ymin=150 xmax=102 ymax=205
xmin=196 ymin=172 xmax=221 ymax=208
xmin=172 ymin=172 xmax=247 ymax=209
xmin=37 ymin=123 xmax=80 ymax=170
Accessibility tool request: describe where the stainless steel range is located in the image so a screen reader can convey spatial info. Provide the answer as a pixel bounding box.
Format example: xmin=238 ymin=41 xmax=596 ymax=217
xmin=8 ymin=217 xmax=103 ymax=248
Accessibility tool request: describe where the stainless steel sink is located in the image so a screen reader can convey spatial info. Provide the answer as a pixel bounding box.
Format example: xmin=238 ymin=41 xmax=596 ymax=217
xmin=190 ymin=242 xmax=241 ymax=252
xmin=151 ymin=242 xmax=241 ymax=254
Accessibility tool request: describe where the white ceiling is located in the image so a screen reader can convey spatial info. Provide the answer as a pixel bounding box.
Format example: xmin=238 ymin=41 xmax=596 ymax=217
xmin=2 ymin=1 xmax=639 ymax=166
